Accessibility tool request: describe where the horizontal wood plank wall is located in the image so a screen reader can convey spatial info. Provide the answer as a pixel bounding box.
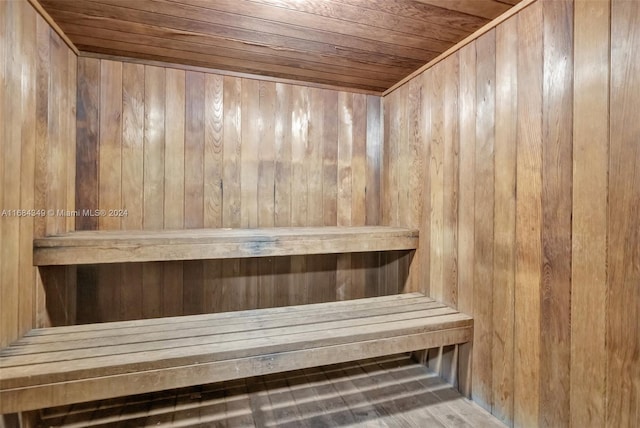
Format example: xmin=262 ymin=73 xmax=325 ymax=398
xmin=383 ymin=0 xmax=639 ymax=426
xmin=75 ymin=57 xmax=405 ymax=323
xmin=0 ymin=1 xmax=77 ymax=348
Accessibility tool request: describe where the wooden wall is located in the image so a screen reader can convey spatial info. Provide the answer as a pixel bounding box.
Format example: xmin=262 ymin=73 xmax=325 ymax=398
xmin=74 ymin=57 xmax=406 ymax=323
xmin=383 ymin=0 xmax=640 ymax=426
xmin=0 ymin=1 xmax=77 ymax=349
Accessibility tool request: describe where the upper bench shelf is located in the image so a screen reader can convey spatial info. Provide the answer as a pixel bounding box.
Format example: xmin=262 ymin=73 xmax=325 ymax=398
xmin=33 ymin=226 xmax=419 ymax=266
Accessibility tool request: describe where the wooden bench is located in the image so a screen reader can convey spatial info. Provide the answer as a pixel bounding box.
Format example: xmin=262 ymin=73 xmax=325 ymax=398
xmin=0 ymin=293 xmax=473 ymax=414
xmin=33 ymin=226 xmax=419 ymax=265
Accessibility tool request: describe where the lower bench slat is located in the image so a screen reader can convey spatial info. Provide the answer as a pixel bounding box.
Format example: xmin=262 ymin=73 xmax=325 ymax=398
xmin=0 ymin=293 xmax=472 ymax=414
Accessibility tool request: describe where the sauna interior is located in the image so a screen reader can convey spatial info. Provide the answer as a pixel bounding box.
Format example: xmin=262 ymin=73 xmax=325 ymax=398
xmin=1 ymin=0 xmax=639 ymax=426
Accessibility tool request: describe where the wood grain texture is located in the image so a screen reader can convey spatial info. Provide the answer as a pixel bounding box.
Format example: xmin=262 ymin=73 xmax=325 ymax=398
xmin=442 ymin=52 xmax=459 ymax=309
xmin=17 ymin=2 xmax=38 ymax=341
xmin=34 ymin=227 xmax=418 ymax=266
xmin=428 ymin=62 xmax=445 ymax=308
xmin=35 ymin=356 xmax=506 ymax=428
xmin=98 ymin=60 xmax=122 ymax=231
xmin=570 ymin=1 xmax=609 ymax=426
xmin=608 ymin=1 xmax=640 ymax=426
xmin=540 ymin=0 xmax=573 ymax=426
xmin=75 ymin=57 xmax=100 ymax=231
xmin=405 ymin=77 xmax=424 ymax=295
xmin=73 ymin=58 xmax=389 ymax=321
xmin=36 ymin=0 xmax=521 ymax=91
xmin=142 ymin=65 xmax=166 ymax=319
xmin=380 ymin=0 xmax=637 ymax=425
xmin=121 ymin=64 xmax=144 ymax=230
xmin=0 ymin=293 xmax=472 ymax=414
xmin=513 ymin=4 xmax=543 ymax=426
xmin=2 ymin=0 xmax=22 ymax=347
xmin=163 ymin=68 xmax=186 ymax=317
xmin=184 ymin=71 xmax=206 ymax=315
xmin=0 ymin=0 xmax=6 ymax=350
xmin=454 ymin=40 xmax=476 ymax=399
xmin=0 ymin=1 xmax=76 ymax=346
xmin=491 ymin=17 xmax=517 ymax=426
xmin=121 ymin=62 xmax=144 ymax=321
xmin=457 ymin=43 xmax=477 ymax=322
xmin=472 ymin=29 xmax=495 ymax=412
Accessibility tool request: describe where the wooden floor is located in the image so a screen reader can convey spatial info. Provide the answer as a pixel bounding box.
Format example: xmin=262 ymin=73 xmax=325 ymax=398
xmin=37 ymin=354 xmax=504 ymax=428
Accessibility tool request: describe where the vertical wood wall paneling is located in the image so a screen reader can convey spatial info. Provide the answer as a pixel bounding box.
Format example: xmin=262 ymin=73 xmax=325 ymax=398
xmin=440 ymin=50 xmax=461 ymax=386
xmin=365 ymin=96 xmax=382 ymax=227
xmin=65 ymin=35 xmax=78 ymax=326
xmin=365 ymin=95 xmax=382 ymax=297
xmin=2 ymin=0 xmax=22 ymax=345
xmin=472 ymin=29 xmax=496 ymax=412
xmin=164 ymin=68 xmax=186 ymax=316
xmin=240 ymin=78 xmax=259 ymax=310
xmin=273 ymin=82 xmax=292 ymax=308
xmin=48 ymin=31 xmax=67 ymax=236
xmin=44 ymin=29 xmax=77 ymax=327
xmin=33 ymin=12 xmax=51 ymax=304
xmin=75 ymin=58 xmax=100 ymax=232
xmin=34 ymin=16 xmax=50 ymax=330
xmin=184 ymin=71 xmax=205 ymax=315
xmin=97 ymin=60 xmax=122 ymax=323
xmin=442 ymin=52 xmax=460 ymax=310
xmin=492 ymin=17 xmax=517 ymax=426
xmin=65 ymin=39 xmax=77 ymax=234
xmin=513 ymin=3 xmax=543 ymax=426
xmin=350 ymin=93 xmax=367 ymax=299
xmin=540 ymin=0 xmax=573 ymax=426
xmin=456 ymin=41 xmax=476 ymax=398
xmin=570 ymin=0 xmax=609 ymax=426
xmin=608 ymin=0 xmax=640 ymax=425
xmin=307 ymin=87 xmax=327 ymax=304
xmin=0 ymin=0 xmax=6 ymax=346
xmin=404 ymin=77 xmax=423 ymax=295
xmin=428 ymin=62 xmax=445 ymax=306
xmin=383 ymin=87 xmax=402 ymax=297
xmin=381 ymin=0 xmax=639 ymax=426
xmin=142 ymin=65 xmax=165 ymax=319
xmin=426 ymin=62 xmax=446 ymax=375
xmin=18 ymin=0 xmax=37 ymax=339
xmin=121 ymin=62 xmax=144 ymax=321
xmin=1 ymin=2 xmax=76 ymax=345
xmin=257 ymin=81 xmax=276 ymax=308
xmin=74 ymin=60 xmax=385 ymax=320
xmin=336 ymin=91 xmax=353 ymax=300
xmin=418 ymin=68 xmax=432 ymax=302
xmin=290 ymin=85 xmax=309 ymax=305
xmin=321 ymin=89 xmax=339 ymax=301
xmin=74 ymin=56 xmax=100 ymax=325
xmin=393 ymin=84 xmax=411 ymax=297
xmin=203 ymin=73 xmax=224 ymax=311
xmin=221 ymin=76 xmax=242 ymax=312
xmin=37 ymin=28 xmax=69 ymax=327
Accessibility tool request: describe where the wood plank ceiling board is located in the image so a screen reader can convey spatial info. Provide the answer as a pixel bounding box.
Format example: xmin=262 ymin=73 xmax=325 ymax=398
xmin=39 ymin=0 xmax=523 ymax=92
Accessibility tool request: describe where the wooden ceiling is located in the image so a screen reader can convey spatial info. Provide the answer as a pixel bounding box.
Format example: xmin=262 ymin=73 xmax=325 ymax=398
xmin=40 ymin=0 xmax=522 ymax=93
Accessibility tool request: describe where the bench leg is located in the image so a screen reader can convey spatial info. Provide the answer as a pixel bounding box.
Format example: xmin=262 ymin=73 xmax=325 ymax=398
xmin=457 ymin=342 xmax=473 ymax=398
xmin=412 ymin=344 xmax=472 ymax=399
xmin=21 ymin=412 xmax=39 ymax=428
xmin=0 ymin=414 xmax=19 ymax=428
xmin=410 ymin=349 xmax=428 ymax=365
